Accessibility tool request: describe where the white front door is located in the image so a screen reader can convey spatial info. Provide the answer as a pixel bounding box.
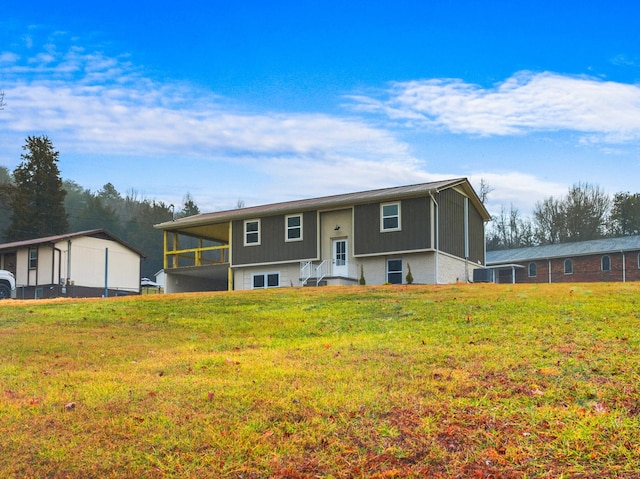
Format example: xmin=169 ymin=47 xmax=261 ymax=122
xmin=332 ymin=239 xmax=348 ymax=276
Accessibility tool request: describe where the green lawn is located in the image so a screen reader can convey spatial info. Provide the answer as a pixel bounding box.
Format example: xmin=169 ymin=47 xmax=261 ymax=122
xmin=1 ymin=283 xmax=639 ymax=478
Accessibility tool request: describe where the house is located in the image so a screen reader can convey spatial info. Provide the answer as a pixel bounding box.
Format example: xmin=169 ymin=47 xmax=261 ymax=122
xmin=485 ymin=236 xmax=640 ymax=283
xmin=154 ymin=178 xmax=491 ymax=292
xmin=0 ymin=229 xmax=147 ymax=299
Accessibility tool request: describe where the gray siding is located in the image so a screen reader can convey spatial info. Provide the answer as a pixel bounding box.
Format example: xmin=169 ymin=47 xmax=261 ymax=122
xmin=437 ymin=189 xmax=485 ymax=263
xmin=437 ymin=189 xmax=465 ymax=258
xmin=354 ymin=197 xmax=431 ymax=255
xmin=468 ymin=204 xmax=485 ymax=264
xmin=232 ymin=211 xmax=317 ymax=265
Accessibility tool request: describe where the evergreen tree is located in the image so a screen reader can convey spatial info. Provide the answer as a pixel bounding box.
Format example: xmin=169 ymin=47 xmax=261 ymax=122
xmin=6 ymin=136 xmax=68 ymax=241
xmin=177 ymin=192 xmax=200 ymax=218
xmin=0 ymin=166 xmax=14 ymax=242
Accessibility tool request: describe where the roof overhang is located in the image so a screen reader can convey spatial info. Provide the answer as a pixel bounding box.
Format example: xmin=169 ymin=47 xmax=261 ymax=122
xmin=155 ymin=178 xmax=492 ymax=233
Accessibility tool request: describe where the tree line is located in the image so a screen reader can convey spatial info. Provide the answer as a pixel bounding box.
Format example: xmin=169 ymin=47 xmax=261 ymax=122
xmin=3 ymin=136 xmax=640 ymax=275
xmin=486 ymin=182 xmax=640 ymax=250
xmin=0 ymin=136 xmax=201 ymax=278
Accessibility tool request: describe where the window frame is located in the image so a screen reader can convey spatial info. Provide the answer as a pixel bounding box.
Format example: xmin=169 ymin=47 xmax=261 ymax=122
xmin=386 ymin=258 xmax=403 ymax=284
xmin=28 ymin=248 xmax=38 ymax=270
xmin=601 ymin=255 xmax=611 ymax=272
xmin=285 ymin=214 xmax=303 ymax=242
xmin=380 ymin=202 xmax=401 ymax=232
xmin=564 ymin=258 xmax=573 ymax=275
xmin=528 ymin=262 xmax=537 ymax=277
xmin=252 ymin=272 xmax=280 ymax=289
xmin=244 ymin=219 xmax=261 ymax=246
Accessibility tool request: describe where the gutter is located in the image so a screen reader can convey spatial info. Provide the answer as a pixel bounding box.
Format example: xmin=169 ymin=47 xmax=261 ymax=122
xmin=429 ymin=191 xmax=439 ymax=284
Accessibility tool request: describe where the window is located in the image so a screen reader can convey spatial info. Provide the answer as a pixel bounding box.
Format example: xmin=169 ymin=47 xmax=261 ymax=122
xmin=381 ymin=202 xmax=401 ymax=232
xmin=252 ymin=273 xmax=279 ymax=289
xmin=285 ymin=214 xmax=303 ymax=242
xmin=601 ymin=255 xmax=611 ymax=272
xmin=528 ymin=262 xmax=537 ymax=277
xmin=564 ymin=259 xmax=573 ymax=275
xmin=387 ymin=259 xmax=403 ymax=284
xmin=244 ymin=219 xmax=260 ymax=246
xmin=29 ymin=248 xmax=38 ymax=269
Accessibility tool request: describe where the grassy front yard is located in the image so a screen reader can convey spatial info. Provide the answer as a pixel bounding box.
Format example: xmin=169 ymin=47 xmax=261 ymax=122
xmin=1 ymin=283 xmax=639 ymax=478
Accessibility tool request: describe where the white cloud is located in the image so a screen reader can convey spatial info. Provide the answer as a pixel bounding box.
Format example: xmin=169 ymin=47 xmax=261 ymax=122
xmin=467 ymin=172 xmax=566 ymax=218
xmin=350 ymin=71 xmax=640 ymax=142
xmin=1 ymin=32 xmax=608 ymax=216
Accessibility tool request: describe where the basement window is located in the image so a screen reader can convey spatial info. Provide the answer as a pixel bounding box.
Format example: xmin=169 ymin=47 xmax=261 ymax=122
xmin=386 ymin=259 xmax=403 ymax=284
xmin=252 ymin=273 xmax=279 ymax=289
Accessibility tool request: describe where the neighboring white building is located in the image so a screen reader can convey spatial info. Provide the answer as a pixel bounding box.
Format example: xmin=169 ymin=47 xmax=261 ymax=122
xmin=0 ymin=229 xmax=147 ymax=299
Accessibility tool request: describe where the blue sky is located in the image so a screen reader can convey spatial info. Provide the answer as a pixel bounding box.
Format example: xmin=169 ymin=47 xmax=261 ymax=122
xmin=2 ymin=1 xmax=640 ymax=216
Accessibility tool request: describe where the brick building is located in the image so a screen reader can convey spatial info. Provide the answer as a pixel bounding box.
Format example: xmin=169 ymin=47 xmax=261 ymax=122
xmin=485 ymin=236 xmax=640 ymax=284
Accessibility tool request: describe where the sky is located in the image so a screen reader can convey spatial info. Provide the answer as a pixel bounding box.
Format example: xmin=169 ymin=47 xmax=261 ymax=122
xmin=1 ymin=1 xmax=640 ymax=217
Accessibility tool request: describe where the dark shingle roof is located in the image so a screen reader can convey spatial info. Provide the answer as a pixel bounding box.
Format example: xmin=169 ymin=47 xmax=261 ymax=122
xmin=486 ymin=236 xmax=640 ymax=264
xmin=156 ymin=178 xmax=490 ymax=230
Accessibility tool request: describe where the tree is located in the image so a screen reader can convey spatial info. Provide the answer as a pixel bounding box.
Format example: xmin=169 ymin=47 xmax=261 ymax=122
xmin=477 ymin=178 xmax=494 ymax=204
xmin=0 ymin=166 xmax=14 ymax=241
xmin=486 ymin=204 xmax=534 ymax=250
xmin=609 ymin=192 xmax=640 ymax=236
xmin=533 ymin=183 xmax=609 ymax=244
xmin=176 ymin=192 xmax=200 ymax=219
xmin=74 ymin=196 xmax=122 ymax=235
xmin=0 ymin=90 xmax=5 ymax=110
xmin=561 ymin=182 xmax=609 ymax=242
xmin=533 ymin=197 xmax=564 ymax=245
xmin=6 ymin=136 xmax=68 ymax=241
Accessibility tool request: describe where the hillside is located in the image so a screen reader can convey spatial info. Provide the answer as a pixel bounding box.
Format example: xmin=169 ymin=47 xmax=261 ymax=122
xmin=1 ymin=283 xmax=639 ymax=478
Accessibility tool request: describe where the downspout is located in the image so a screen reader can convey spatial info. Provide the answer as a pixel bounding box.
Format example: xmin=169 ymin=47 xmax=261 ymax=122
xmin=67 ymin=240 xmax=72 ymax=285
xmin=51 ymin=244 xmax=56 ymax=285
xmin=429 ymin=192 xmax=439 ymax=284
xmin=464 ymin=197 xmax=469 ymax=282
xmin=622 ymin=251 xmax=626 ymax=283
xmin=548 ymin=259 xmax=552 ymax=284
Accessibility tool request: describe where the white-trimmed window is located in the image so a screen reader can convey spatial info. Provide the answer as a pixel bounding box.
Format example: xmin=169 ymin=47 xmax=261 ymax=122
xmin=601 ymin=255 xmax=611 ymax=272
xmin=285 ymin=214 xmax=303 ymax=242
xmin=252 ymin=272 xmax=279 ymax=289
xmin=528 ymin=262 xmax=537 ymax=277
xmin=387 ymin=259 xmax=403 ymax=284
xmin=564 ymin=259 xmax=573 ymax=275
xmin=244 ymin=219 xmax=261 ymax=246
xmin=29 ymin=248 xmax=38 ymax=269
xmin=381 ymin=202 xmax=401 ymax=232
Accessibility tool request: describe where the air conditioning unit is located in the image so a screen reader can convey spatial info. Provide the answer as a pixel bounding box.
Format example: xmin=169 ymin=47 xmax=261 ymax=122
xmin=473 ymin=268 xmax=493 ymax=283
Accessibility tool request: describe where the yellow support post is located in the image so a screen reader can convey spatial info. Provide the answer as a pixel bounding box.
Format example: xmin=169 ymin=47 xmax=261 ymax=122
xmin=163 ymin=231 xmax=168 ymax=270
xmin=172 ymin=232 xmax=178 ymax=268
xmin=228 ymin=221 xmax=233 ymax=291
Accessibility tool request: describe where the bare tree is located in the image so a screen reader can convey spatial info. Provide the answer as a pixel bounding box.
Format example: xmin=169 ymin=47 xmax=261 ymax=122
xmin=486 ymin=204 xmax=534 ymax=250
xmin=0 ymin=90 xmax=5 ymax=110
xmin=477 ymin=178 xmax=494 ymax=205
xmin=533 ymin=183 xmax=609 ymax=244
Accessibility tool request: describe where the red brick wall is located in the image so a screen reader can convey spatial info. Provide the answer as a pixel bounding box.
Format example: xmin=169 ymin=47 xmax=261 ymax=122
xmin=496 ymin=250 xmax=640 ymax=283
